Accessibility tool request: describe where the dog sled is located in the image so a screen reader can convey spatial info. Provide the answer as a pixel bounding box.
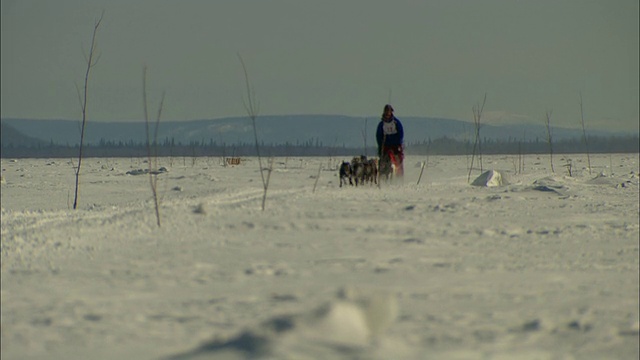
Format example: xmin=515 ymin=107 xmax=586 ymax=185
xmin=378 ymin=147 xmax=403 ymax=181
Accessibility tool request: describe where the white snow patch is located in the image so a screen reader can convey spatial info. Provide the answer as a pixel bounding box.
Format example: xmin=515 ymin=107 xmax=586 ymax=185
xmin=1 ymin=155 xmax=638 ymax=360
xmin=471 ymin=169 xmax=508 ymax=187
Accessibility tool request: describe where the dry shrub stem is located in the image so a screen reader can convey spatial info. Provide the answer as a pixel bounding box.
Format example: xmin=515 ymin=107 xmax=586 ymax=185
xmin=467 ymin=93 xmax=486 ymax=182
xmin=142 ymin=65 xmax=165 ymax=227
xmin=417 ymin=142 xmax=431 ymax=185
xmin=262 ymin=158 xmax=274 ymax=209
xmin=579 ymin=92 xmax=592 ymax=174
xmin=73 ymin=11 xmax=104 ymax=210
xmin=237 ymin=53 xmax=272 ymax=211
xmin=519 ymin=130 xmax=526 ymax=174
xmin=312 ymin=163 xmax=322 ymax=193
xmin=545 ymin=110 xmax=555 ymax=173
xmin=417 ymin=161 xmax=426 ymax=185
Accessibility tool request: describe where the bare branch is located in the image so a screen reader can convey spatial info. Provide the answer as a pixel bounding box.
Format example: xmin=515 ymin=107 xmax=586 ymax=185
xmin=142 ymin=65 xmax=164 ymax=227
xmin=237 ymin=53 xmax=271 ymax=211
xmin=74 ymin=82 xmax=84 ymax=111
xmin=545 ymin=109 xmax=555 ymax=173
xmin=237 ymin=53 xmax=259 ymax=117
xmin=155 ymin=91 xmax=166 ymax=139
xmin=467 ymin=93 xmax=486 ymax=182
xmin=73 ymin=11 xmax=104 ymax=210
xmin=479 ymin=92 xmax=487 ymax=115
xmin=91 ymin=51 xmax=103 ymax=68
xmin=579 ymin=92 xmax=592 ymax=174
xmin=237 ymin=53 xmax=266 ymax=189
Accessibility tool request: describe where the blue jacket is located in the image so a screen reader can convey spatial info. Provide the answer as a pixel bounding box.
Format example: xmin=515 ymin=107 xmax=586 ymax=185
xmin=376 ymin=116 xmax=404 ymax=148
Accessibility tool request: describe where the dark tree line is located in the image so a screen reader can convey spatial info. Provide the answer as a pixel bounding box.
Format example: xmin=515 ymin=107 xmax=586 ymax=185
xmin=1 ymin=139 xmax=372 ymax=158
xmin=1 ymin=135 xmax=638 ymax=159
xmin=408 ymin=135 xmax=639 ymax=156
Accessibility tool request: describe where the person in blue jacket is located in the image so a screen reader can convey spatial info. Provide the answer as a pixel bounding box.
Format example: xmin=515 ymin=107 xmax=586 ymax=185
xmin=376 ymin=104 xmax=404 ymax=177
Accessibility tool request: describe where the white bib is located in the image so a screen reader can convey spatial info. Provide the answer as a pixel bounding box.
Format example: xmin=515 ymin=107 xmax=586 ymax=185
xmin=382 ymin=121 xmax=397 ymax=135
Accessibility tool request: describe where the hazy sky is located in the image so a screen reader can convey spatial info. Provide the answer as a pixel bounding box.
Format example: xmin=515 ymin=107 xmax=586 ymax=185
xmin=1 ymin=0 xmax=638 ymax=131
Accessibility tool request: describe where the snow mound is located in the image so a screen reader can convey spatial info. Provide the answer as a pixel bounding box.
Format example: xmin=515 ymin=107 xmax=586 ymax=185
xmin=471 ymin=170 xmax=508 ymax=187
xmin=169 ymin=287 xmax=398 ymax=359
xmin=586 ymin=172 xmax=624 ymax=186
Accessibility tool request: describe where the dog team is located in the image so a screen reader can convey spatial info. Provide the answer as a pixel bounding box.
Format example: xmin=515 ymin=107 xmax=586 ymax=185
xmin=339 ymin=103 xmax=405 ymax=187
xmin=339 ymin=155 xmax=379 ymax=187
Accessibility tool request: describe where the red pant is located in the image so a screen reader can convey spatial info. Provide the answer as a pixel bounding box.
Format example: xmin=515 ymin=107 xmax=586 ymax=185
xmin=380 ymin=145 xmax=404 ymax=177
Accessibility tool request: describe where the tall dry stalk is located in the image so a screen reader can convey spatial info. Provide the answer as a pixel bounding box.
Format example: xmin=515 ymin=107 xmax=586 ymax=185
xmin=312 ymin=163 xmax=322 ymax=193
xmin=417 ymin=161 xmax=427 ymax=185
xmin=467 ymin=93 xmax=486 ymax=182
xmin=142 ymin=65 xmax=165 ymax=227
xmin=238 ymin=53 xmax=272 ymax=211
xmin=609 ymin=154 xmax=614 ymax=175
xmin=263 ymin=158 xmax=274 ymax=209
xmin=545 ymin=110 xmax=555 ymax=173
xmin=73 ymin=11 xmax=104 ymax=209
xmin=417 ymin=142 xmax=431 ymax=185
xmin=579 ymin=92 xmax=592 ymax=174
xmin=519 ymin=130 xmax=526 ymax=174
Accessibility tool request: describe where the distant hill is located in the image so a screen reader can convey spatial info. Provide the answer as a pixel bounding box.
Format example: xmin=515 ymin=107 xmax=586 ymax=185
xmin=1 ymin=122 xmax=47 ymax=148
xmin=0 ymin=115 xmax=632 ymax=148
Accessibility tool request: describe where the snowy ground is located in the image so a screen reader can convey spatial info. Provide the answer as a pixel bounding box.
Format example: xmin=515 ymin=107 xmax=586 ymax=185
xmin=1 ymin=154 xmax=639 ymax=360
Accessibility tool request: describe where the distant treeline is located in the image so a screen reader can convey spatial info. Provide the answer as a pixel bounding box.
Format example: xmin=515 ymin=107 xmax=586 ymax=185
xmin=1 ymin=135 xmax=638 ymax=158
xmin=410 ymin=135 xmax=639 ymax=155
